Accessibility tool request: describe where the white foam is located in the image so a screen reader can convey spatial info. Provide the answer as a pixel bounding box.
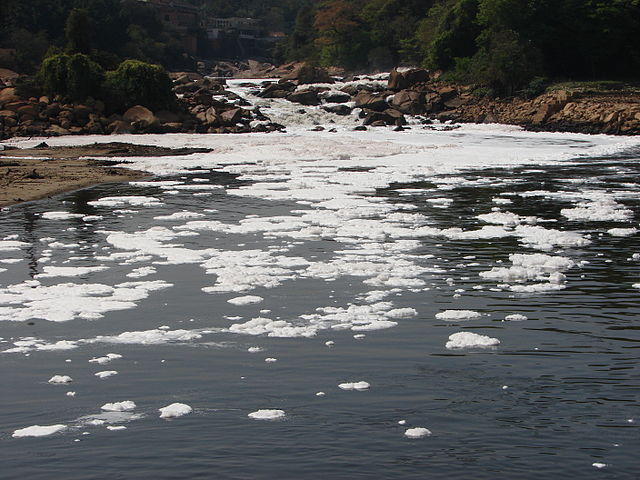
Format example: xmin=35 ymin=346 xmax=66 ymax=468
xmin=88 ymin=196 xmax=162 ymax=208
xmin=608 ymin=227 xmax=637 ymax=237
xmin=126 ymin=267 xmax=156 ymax=278
xmin=101 ymin=401 xmax=136 ymax=412
xmin=0 ymin=280 xmax=173 ymax=322
xmin=35 ymin=265 xmax=109 ymax=278
xmin=12 ymin=424 xmax=67 ymax=438
xmin=48 ymin=375 xmax=73 ymax=384
xmin=0 ymin=240 xmax=29 ymax=252
xmin=227 ymin=295 xmax=264 ymax=306
xmin=106 ymin=425 xmax=127 ymax=431
xmin=88 ymin=328 xmax=203 ymax=345
xmin=154 ymin=211 xmax=206 ymax=221
xmin=338 ymin=381 xmax=370 ymax=390
xmin=435 ymin=310 xmax=481 ymax=321
xmin=159 ymin=403 xmax=193 ymax=419
xmin=404 ymin=427 xmax=432 ymax=438
xmin=41 ymin=212 xmax=84 ymax=220
xmin=248 ymin=409 xmax=286 ymax=420
xmin=89 ymin=353 xmax=122 ymax=365
xmin=95 ymin=370 xmax=118 ymax=379
xmin=504 ymin=314 xmax=528 ymax=322
xmin=445 ymin=332 xmax=500 ymax=349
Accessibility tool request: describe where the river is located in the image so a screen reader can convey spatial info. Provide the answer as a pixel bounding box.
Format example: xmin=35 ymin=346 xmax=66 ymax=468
xmin=0 ymin=80 xmax=639 ymax=479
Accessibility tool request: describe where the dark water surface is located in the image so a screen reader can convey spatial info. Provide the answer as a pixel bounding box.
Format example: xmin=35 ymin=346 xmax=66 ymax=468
xmin=0 ymin=144 xmax=639 ymax=479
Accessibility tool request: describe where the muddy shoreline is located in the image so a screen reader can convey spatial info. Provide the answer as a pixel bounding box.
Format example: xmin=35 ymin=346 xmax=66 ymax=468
xmin=0 ymin=142 xmax=212 ymax=208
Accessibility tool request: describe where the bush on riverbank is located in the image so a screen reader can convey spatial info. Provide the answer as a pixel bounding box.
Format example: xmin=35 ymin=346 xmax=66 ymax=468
xmin=103 ymin=60 xmax=175 ymax=112
xmin=37 ymin=53 xmax=104 ymax=101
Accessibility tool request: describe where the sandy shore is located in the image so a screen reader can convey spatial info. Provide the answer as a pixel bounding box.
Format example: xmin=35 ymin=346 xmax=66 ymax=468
xmin=0 ymin=142 xmax=212 ymax=208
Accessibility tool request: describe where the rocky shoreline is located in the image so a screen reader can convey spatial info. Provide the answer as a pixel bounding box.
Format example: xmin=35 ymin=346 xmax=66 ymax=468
xmin=1 ymin=64 xmax=639 ymax=141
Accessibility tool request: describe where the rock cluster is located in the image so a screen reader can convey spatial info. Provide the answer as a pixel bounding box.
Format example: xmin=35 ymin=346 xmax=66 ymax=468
xmin=2 ymin=63 xmax=639 ymax=139
xmin=448 ymin=90 xmax=640 ymax=134
xmin=0 ymin=71 xmax=283 ymax=140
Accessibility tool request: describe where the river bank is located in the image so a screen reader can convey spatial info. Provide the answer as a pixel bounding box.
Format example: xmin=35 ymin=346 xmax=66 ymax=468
xmin=0 ymin=142 xmax=211 ymax=207
xmin=2 ymin=65 xmax=639 ymax=141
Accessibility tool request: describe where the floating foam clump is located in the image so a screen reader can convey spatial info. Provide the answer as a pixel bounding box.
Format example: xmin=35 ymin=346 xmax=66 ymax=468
xmin=248 ymin=409 xmax=286 ymax=420
xmin=229 ymin=317 xmax=318 ymax=338
xmin=159 ymin=403 xmax=193 ymax=419
xmin=89 ymin=353 xmax=122 ymax=364
xmin=404 ymin=427 xmax=432 ymax=438
xmin=41 ymin=212 xmax=84 ymax=220
xmin=35 ymin=266 xmax=109 ymax=279
xmin=561 ymin=198 xmax=633 ymax=222
xmin=101 ymin=401 xmax=136 ymax=412
xmin=338 ymin=381 xmax=370 ymax=391
xmin=445 ymin=332 xmax=500 ymax=349
xmin=48 ymin=375 xmax=73 ymax=384
xmin=435 ymin=310 xmax=481 ymax=321
xmin=504 ymin=314 xmax=528 ymax=322
xmin=607 ymin=227 xmax=637 ymax=237
xmin=95 ymin=371 xmax=118 ymax=379
xmin=12 ymin=424 xmax=67 ymax=438
xmin=227 ymin=295 xmax=264 ymax=305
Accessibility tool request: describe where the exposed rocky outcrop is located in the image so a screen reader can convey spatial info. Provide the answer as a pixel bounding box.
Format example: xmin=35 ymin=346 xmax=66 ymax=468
xmin=0 ymin=70 xmax=285 ymax=139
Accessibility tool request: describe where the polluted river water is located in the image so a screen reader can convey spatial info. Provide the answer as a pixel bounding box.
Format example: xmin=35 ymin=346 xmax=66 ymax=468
xmin=0 ymin=79 xmax=639 ymax=479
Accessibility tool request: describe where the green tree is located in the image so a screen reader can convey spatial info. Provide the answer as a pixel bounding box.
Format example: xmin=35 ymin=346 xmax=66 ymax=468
xmin=65 ymin=8 xmax=91 ymax=54
xmin=415 ymin=0 xmax=478 ymax=70
xmin=37 ymin=53 xmax=104 ymax=100
xmin=103 ymin=59 xmax=174 ymax=111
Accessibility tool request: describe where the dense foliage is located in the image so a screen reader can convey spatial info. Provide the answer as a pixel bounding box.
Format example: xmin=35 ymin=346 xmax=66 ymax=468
xmin=1 ymin=0 xmax=638 ymax=96
xmin=0 ymin=0 xmax=194 ymax=72
xmin=103 ymin=59 xmax=175 ymax=111
xmin=281 ymin=0 xmax=640 ymax=94
xmin=37 ymin=53 xmax=105 ymax=100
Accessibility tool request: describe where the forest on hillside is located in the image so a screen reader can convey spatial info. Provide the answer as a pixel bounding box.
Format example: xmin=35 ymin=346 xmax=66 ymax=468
xmin=1 ymin=0 xmax=639 ymax=95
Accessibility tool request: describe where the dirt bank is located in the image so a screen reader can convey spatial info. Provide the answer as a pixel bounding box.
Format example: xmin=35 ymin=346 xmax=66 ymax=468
xmin=0 ymin=142 xmax=212 ymax=208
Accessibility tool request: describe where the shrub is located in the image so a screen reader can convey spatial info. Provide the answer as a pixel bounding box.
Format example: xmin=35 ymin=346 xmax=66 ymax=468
xmin=521 ymin=76 xmax=549 ymax=99
xmin=37 ymin=53 xmax=104 ymax=101
xmin=103 ymin=59 xmax=175 ymax=111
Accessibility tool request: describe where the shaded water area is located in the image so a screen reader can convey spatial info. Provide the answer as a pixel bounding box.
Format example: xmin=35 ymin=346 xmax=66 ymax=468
xmin=0 ymin=127 xmax=639 ymax=479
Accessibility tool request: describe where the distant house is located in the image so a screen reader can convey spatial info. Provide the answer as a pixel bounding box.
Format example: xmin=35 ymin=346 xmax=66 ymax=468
xmin=206 ymin=17 xmax=262 ymax=41
xmin=136 ymin=0 xmax=205 ymax=54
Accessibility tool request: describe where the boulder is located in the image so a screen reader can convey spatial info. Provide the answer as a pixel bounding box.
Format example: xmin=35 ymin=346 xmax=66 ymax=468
xmin=0 ymin=88 xmax=21 ymax=108
xmin=46 ymin=124 xmax=71 ymax=136
xmin=258 ymin=82 xmax=296 ymax=98
xmin=391 ymin=90 xmax=425 ymax=115
xmin=220 ymin=108 xmax=244 ymax=126
xmin=288 ymin=89 xmax=320 ymax=106
xmin=0 ymin=99 xmax=29 ymax=112
xmin=388 ymin=68 xmax=429 ymax=91
xmin=322 ymin=104 xmax=352 ymax=116
xmin=123 ymin=105 xmax=159 ymax=129
xmin=444 ymin=95 xmax=471 ymax=109
xmin=0 ymin=69 xmax=19 ymax=87
xmin=156 ymin=110 xmax=181 ymax=124
xmin=279 ymin=63 xmax=333 ymax=85
xmin=362 ymin=108 xmax=405 ymax=126
xmin=354 ymin=92 xmax=389 ymax=112
xmin=73 ymin=104 xmax=93 ymax=124
xmin=321 ymin=91 xmax=352 ymax=103
xmin=17 ymin=104 xmax=38 ymax=121
xmin=108 ymin=120 xmax=133 ymax=134
xmin=532 ymin=102 xmax=562 ymax=124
